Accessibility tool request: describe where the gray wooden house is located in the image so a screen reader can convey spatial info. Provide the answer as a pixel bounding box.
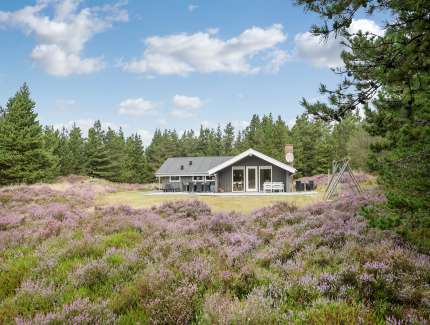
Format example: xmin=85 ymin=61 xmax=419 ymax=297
xmin=155 ymin=148 xmax=296 ymax=193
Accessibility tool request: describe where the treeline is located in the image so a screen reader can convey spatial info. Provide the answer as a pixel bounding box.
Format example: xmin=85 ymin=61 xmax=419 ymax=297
xmin=147 ymin=113 xmax=373 ymax=178
xmin=0 ymin=84 xmax=374 ymax=186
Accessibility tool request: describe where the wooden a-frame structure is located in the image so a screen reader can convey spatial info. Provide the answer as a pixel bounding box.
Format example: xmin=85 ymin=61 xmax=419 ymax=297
xmin=324 ymin=158 xmax=363 ymax=201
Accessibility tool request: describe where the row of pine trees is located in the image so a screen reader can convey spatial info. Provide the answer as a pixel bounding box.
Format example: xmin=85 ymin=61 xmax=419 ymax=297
xmin=0 ymin=84 xmax=373 ymax=185
xmin=0 ymin=84 xmax=149 ymax=185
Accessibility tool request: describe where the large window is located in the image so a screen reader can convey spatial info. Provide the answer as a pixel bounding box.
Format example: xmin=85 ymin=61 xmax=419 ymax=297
xmin=232 ymin=167 xmax=244 ymax=192
xmin=170 ymin=176 xmax=180 ymax=182
xmin=205 ymin=175 xmax=215 ymax=181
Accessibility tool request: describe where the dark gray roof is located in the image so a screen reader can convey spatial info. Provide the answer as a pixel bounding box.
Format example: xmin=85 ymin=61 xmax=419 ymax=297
xmin=155 ymin=156 xmax=234 ymax=176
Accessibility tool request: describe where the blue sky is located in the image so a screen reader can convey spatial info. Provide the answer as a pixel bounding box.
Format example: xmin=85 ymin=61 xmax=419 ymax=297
xmin=0 ymin=0 xmax=384 ymax=144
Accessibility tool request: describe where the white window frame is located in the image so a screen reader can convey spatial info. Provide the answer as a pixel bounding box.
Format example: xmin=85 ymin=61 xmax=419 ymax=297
xmin=232 ymin=166 xmax=245 ymax=192
xmin=246 ymin=166 xmax=258 ymax=192
xmin=259 ymin=166 xmax=272 ymax=191
xmin=205 ymin=175 xmax=215 ymax=181
xmin=192 ymin=176 xmax=204 ymax=182
xmin=169 ymin=176 xmax=180 ymax=182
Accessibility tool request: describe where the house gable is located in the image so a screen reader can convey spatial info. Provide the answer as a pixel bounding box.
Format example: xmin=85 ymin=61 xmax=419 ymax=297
xmin=208 ymin=148 xmax=296 ymax=175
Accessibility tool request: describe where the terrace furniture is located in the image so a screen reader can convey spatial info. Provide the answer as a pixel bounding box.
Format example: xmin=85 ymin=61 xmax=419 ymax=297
xmin=184 ymin=183 xmax=191 ymax=192
xmin=209 ymin=183 xmax=216 ymax=192
xmin=263 ymin=182 xmax=284 ymax=192
xmin=295 ymin=181 xmax=304 ymax=192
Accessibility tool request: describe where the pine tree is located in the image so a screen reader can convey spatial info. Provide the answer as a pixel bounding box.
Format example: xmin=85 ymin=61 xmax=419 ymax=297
xmin=223 ymin=122 xmax=235 ymax=155
xmin=104 ymin=127 xmax=126 ymax=182
xmin=42 ymin=126 xmax=62 ymax=178
xmin=0 ymin=84 xmax=54 ymax=185
xmin=146 ymin=129 xmax=180 ymax=179
xmin=179 ymin=130 xmax=198 ymax=156
xmin=214 ymin=125 xmax=223 ymax=155
xmin=272 ymin=115 xmax=290 ymax=161
xmin=346 ymin=125 xmax=377 ymax=171
xmin=197 ymin=126 xmax=211 ymax=155
xmin=260 ymin=113 xmax=275 ymax=156
xmin=63 ymin=124 xmax=86 ymax=175
xmin=331 ymin=114 xmax=360 ymax=160
xmin=297 ymin=0 xmax=430 ymax=249
xmin=123 ymin=134 xmax=148 ymax=183
xmin=85 ymin=121 xmax=113 ymax=179
xmin=291 ymin=114 xmax=333 ymax=176
xmin=243 ymin=115 xmax=263 ymax=150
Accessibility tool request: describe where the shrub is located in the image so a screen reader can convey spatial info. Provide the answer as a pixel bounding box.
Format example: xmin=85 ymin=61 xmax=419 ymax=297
xmin=72 ymin=259 xmax=110 ymax=288
xmin=136 ymin=266 xmax=198 ymax=324
xmin=300 ymin=300 xmax=375 ymax=325
xmin=15 ymin=298 xmax=116 ymax=325
xmin=203 ymin=289 xmax=280 ymax=325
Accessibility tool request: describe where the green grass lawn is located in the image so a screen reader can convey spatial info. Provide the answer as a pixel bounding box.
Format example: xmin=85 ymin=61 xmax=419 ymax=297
xmin=97 ymin=191 xmax=323 ymax=213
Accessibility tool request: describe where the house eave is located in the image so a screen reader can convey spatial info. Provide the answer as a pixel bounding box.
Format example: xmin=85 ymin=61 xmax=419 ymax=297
xmin=155 ymin=172 xmax=210 ymax=177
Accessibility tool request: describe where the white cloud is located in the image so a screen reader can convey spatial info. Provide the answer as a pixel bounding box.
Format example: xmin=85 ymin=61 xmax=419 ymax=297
xmin=265 ymin=49 xmax=288 ymax=73
xmin=188 ymin=4 xmax=199 ymax=12
xmin=118 ymin=98 xmax=157 ymax=116
xmin=349 ymin=19 xmax=384 ymax=36
xmin=31 ymin=44 xmax=105 ymax=75
xmin=122 ymin=24 xmax=287 ymax=75
xmin=293 ymin=19 xmax=383 ymax=68
xmin=171 ymin=109 xmax=196 ymax=119
xmin=172 ymin=95 xmax=202 ymax=109
xmin=293 ymin=31 xmax=344 ymax=68
xmin=0 ymin=0 xmax=127 ymax=76
xmin=170 ymin=94 xmax=203 ymax=118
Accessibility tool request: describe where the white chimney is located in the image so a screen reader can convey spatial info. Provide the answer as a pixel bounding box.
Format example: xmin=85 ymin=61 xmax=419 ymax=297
xmin=284 ymin=144 xmax=294 ymax=164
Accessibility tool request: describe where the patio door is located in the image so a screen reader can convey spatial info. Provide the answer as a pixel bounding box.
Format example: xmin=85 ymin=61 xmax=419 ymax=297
xmin=232 ymin=167 xmax=245 ymax=192
xmin=246 ymin=166 xmax=258 ymax=192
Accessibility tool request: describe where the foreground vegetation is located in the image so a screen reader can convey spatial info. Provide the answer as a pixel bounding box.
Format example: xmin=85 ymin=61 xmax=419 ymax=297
xmin=1 ymin=179 xmax=429 ymax=324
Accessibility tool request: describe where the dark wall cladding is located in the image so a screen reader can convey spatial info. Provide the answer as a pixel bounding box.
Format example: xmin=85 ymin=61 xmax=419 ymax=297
xmin=217 ymin=155 xmax=292 ymax=192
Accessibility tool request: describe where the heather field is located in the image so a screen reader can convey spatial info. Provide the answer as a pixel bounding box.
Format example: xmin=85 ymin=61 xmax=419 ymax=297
xmin=0 ymin=179 xmax=429 ymax=324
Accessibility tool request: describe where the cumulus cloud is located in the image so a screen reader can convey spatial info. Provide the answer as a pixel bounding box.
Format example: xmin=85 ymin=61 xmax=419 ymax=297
xmin=0 ymin=0 xmax=128 ymax=76
xmin=349 ymin=19 xmax=384 ymax=36
xmin=293 ymin=19 xmax=384 ymax=68
xmin=170 ymin=95 xmax=203 ymax=118
xmin=118 ymin=98 xmax=157 ymax=116
xmin=123 ymin=24 xmax=287 ymax=75
xmin=173 ymin=95 xmax=203 ymax=109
